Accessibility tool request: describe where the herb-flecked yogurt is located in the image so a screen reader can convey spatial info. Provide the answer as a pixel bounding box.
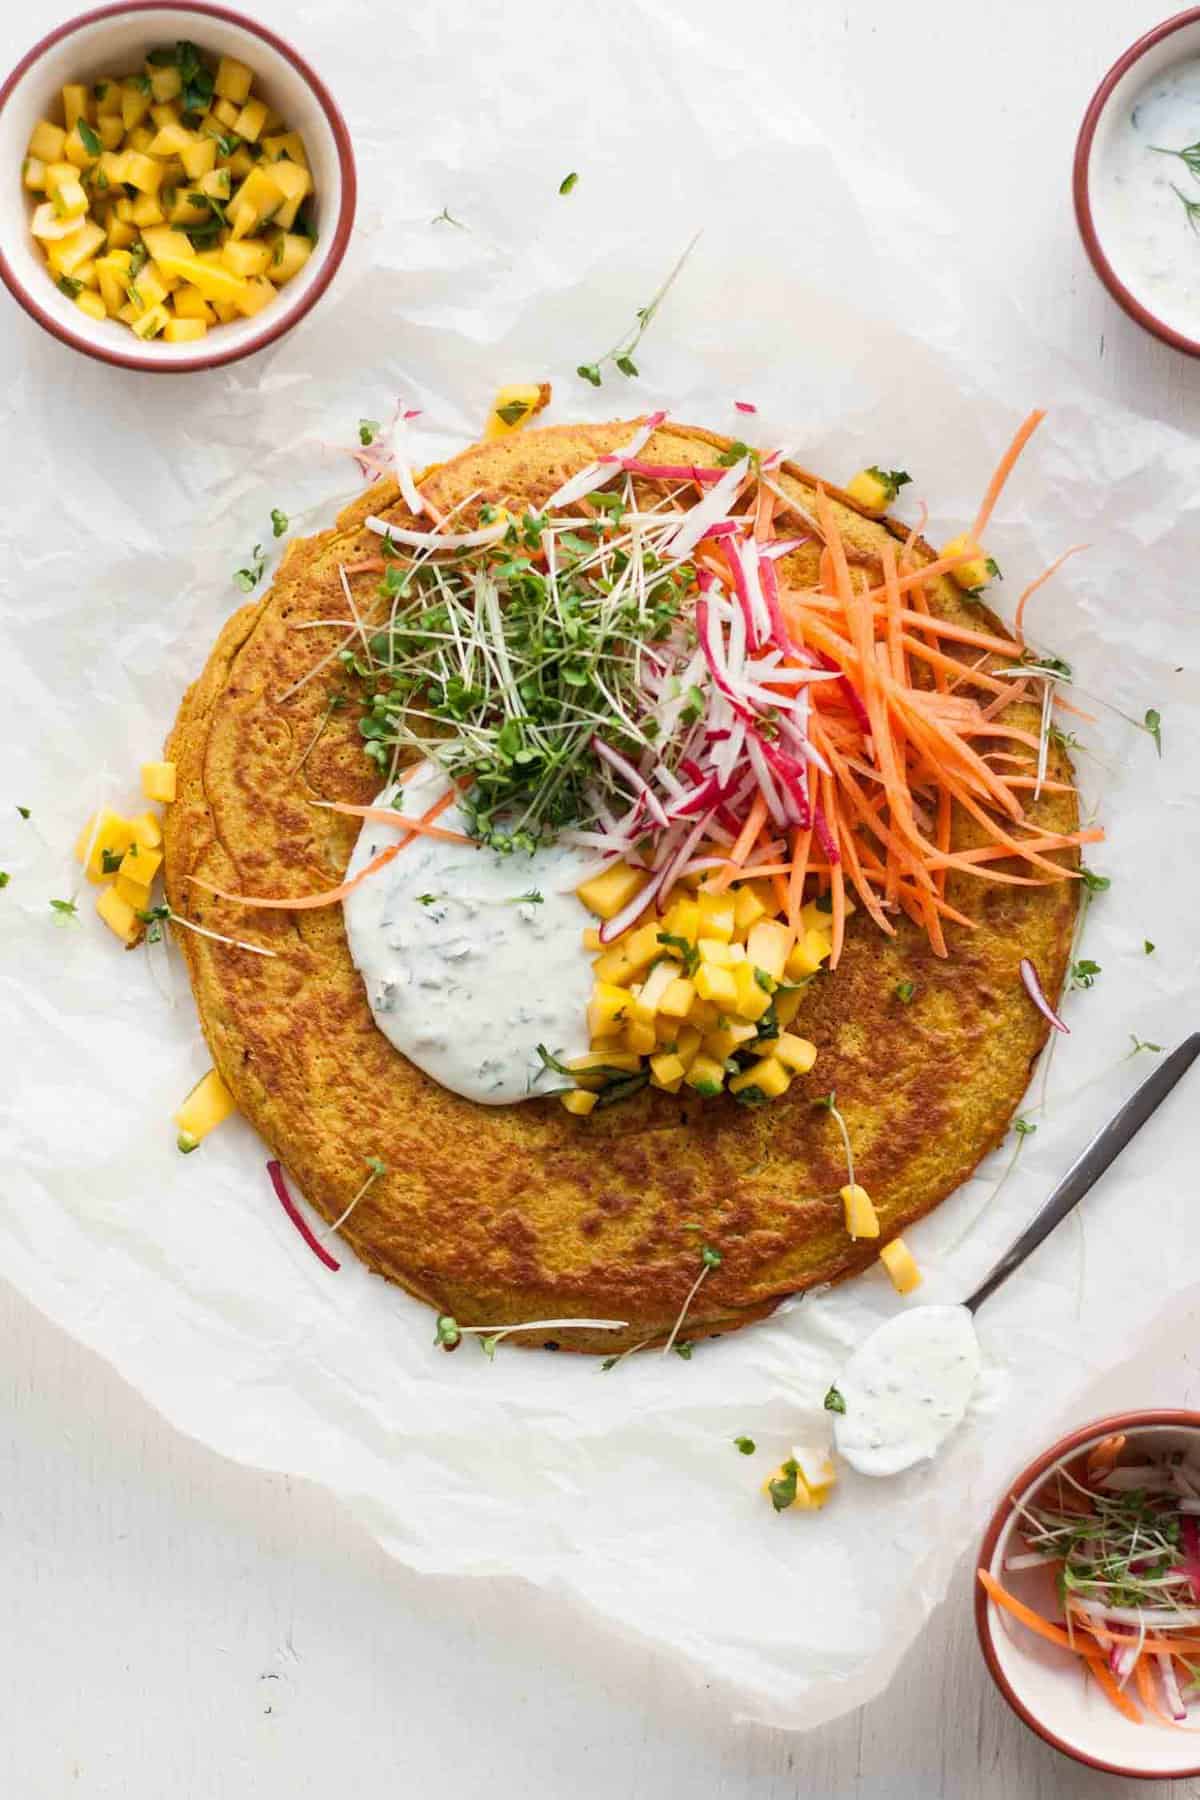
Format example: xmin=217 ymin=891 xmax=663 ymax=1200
xmin=342 ymin=762 xmax=595 ymax=1104
xmin=1092 ymin=55 xmax=1200 ymax=343
xmin=832 ymin=1305 xmax=981 ymax=1477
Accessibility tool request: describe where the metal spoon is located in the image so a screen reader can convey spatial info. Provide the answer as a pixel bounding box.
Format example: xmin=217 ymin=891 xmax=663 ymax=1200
xmin=833 ymin=1032 xmax=1200 ymax=1477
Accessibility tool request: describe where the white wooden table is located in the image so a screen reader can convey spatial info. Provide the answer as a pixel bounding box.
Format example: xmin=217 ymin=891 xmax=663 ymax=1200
xmin=4 ymin=0 xmax=1199 ymax=1792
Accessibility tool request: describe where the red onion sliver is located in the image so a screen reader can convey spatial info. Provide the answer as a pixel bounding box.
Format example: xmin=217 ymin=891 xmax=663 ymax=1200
xmin=1019 ymin=957 xmax=1070 ymax=1034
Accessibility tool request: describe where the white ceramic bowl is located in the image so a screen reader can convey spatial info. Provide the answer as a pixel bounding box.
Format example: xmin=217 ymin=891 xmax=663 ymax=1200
xmin=977 ymin=1411 xmax=1200 ymax=1781
xmin=1075 ymin=9 xmax=1200 ymax=357
xmin=0 ymin=1 xmax=356 ymax=371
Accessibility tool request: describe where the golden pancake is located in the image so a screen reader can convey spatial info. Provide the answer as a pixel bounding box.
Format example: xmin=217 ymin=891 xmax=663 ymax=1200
xmin=164 ymin=421 xmax=1078 ymax=1352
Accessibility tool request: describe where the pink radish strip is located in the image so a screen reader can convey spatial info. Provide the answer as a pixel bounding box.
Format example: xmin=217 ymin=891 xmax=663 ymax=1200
xmin=734 ymin=400 xmax=757 ymax=414
xmin=813 ymin=800 xmax=841 ymax=865
xmin=267 ymin=1162 xmax=340 ymax=1271
xmin=665 ymin=454 xmax=751 ymax=559
xmin=1019 ymin=957 xmax=1070 ymax=1033
xmin=758 ymin=551 xmax=796 ymax=655
xmin=655 ymin=810 xmax=716 ymax=911
xmin=591 ymin=736 xmax=669 ymax=828
xmin=544 ymin=412 xmax=667 ymax=509
xmin=609 ymin=458 xmax=726 ymax=484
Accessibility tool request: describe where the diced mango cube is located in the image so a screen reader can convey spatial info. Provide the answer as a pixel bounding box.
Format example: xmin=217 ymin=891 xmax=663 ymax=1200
xmin=228 ymin=164 xmax=286 ymax=236
xmin=130 ymin=810 xmax=164 ymax=850
xmin=728 ymin=1056 xmax=790 ymax=1100
xmin=62 ymin=84 xmax=90 ymax=131
xmin=220 ymin=236 xmax=272 ymax=278
xmin=560 ymin=1088 xmax=597 ymax=1116
xmin=649 ymin=1051 xmax=686 ymax=1086
xmin=733 ymin=883 xmax=769 ymax=932
xmin=232 ymin=96 xmax=269 ymax=142
xmin=96 ymin=884 xmax=140 ymax=945
xmin=154 ymin=251 xmax=247 ymax=305
xmin=844 ymin=468 xmax=893 ymax=516
xmin=785 ymin=929 xmax=831 ymax=979
xmin=570 ymin=1050 xmax=639 ymax=1078
xmin=694 ymin=962 xmax=738 ymax=1008
xmin=622 ymin=1020 xmax=657 ymax=1056
xmin=180 ymin=134 xmax=217 ymax=179
xmin=746 ymin=918 xmax=793 ymax=983
xmin=119 ymin=844 xmax=162 ymax=885
xmin=684 ymin=1054 xmax=725 ymax=1096
xmin=164 ymin=318 xmax=208 ymax=343
xmin=51 ymin=176 xmax=88 ymax=220
xmin=214 ymin=56 xmax=254 ymax=103
xmin=484 ymin=383 xmax=546 ymax=440
xmin=659 ymin=977 xmax=695 ymax=1018
xmin=702 ymin=1020 xmax=757 ymax=1061
xmin=774 ymin=1032 xmax=817 ymax=1075
xmin=266 ymin=158 xmax=311 ymax=229
xmin=47 ymin=220 xmax=105 ymax=276
xmin=696 ymin=890 xmax=735 ymax=941
xmin=174 ymin=1068 xmax=237 ymax=1149
xmin=29 ymin=119 xmax=67 ymax=162
xmin=880 ymin=1237 xmax=922 ymax=1294
xmin=262 ymin=131 xmax=309 ymax=167
xmin=662 ymin=894 xmax=699 ymax=941
xmin=942 ymin=533 xmax=992 ymax=593
xmin=576 ymin=861 xmax=647 ymax=921
xmin=697 ymin=936 xmax=737 ymax=967
xmin=731 ymin=961 xmax=773 ymax=1021
xmin=75 ymin=289 xmax=106 ymax=321
xmin=148 ymin=64 xmax=183 ymax=103
xmin=94 ymin=78 xmax=122 ymax=118
xmin=171 ymin=283 xmax=215 ymax=321
xmin=149 ymin=99 xmax=182 ymax=128
xmin=115 ymin=871 xmax=152 ymax=910
xmin=123 ymin=150 xmax=164 ymax=194
xmin=141 ymin=762 xmax=177 ymax=803
xmin=774 ymin=988 xmax=804 ymax=1029
xmin=147 ymin=121 xmax=194 ymax=157
xmin=121 ymin=81 xmax=151 ymax=133
xmin=588 ymin=981 xmax=631 ymax=1039
xmin=97 ymin=115 xmax=125 ymax=150
xmin=74 ymin=807 xmax=135 ymax=881
xmin=841 ymin=1183 xmax=880 ymax=1240
xmin=23 ymin=154 xmax=46 ymax=191
xmin=130 ymin=301 xmax=170 ymax=340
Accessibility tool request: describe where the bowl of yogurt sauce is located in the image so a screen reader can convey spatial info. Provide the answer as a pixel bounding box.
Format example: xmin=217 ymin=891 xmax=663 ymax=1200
xmin=1075 ymin=10 xmax=1200 ymax=355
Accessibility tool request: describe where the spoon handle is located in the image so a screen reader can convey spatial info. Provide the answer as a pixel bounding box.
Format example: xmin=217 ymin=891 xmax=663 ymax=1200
xmin=964 ymin=1032 xmax=1200 ymax=1316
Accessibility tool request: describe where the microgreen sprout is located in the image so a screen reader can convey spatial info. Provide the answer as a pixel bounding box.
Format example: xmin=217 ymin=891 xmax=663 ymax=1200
xmin=321 ymin=1155 xmax=388 ymax=1240
xmin=1128 ymin=1035 xmax=1163 ymax=1058
xmin=270 ymin=507 xmax=289 ymax=538
xmin=1144 ymin=707 xmax=1163 ymax=756
xmin=234 ymin=544 xmax=266 ymax=592
xmin=575 ymin=229 xmax=700 ymax=385
xmin=49 ymin=897 xmax=78 ymax=923
xmin=358 ymin=419 xmax=379 ymax=446
xmin=814 ymin=1091 xmax=855 ymax=1187
xmin=1079 ymin=868 xmax=1110 ymax=894
xmin=558 ymin=172 xmax=579 ymax=195
xmin=823 ymin=1384 xmax=846 ymax=1414
xmin=734 ymin=1435 xmax=756 ymax=1455
xmin=137 ymin=902 xmax=277 ymax=958
xmin=0 ymin=873 xmax=9 ymax=889
xmin=1145 ymin=939 xmax=1156 ymax=956
xmin=1069 ymin=958 xmax=1101 ymax=990
xmin=16 ymin=805 xmax=30 ymax=820
xmin=661 ymin=1243 xmax=722 ymax=1358
xmin=433 ymin=1316 xmax=628 ymax=1355
xmin=431 ymin=207 xmax=465 ymax=229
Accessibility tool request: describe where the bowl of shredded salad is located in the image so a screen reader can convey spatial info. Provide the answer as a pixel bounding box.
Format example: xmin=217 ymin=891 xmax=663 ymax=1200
xmin=977 ymin=1412 xmax=1200 ymax=1779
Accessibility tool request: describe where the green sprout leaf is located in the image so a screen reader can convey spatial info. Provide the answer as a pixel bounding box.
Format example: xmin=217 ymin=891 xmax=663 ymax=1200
xmin=1144 ymin=708 xmax=1163 ymax=756
xmin=270 ymin=507 xmax=288 ymax=538
xmin=734 ymin=1435 xmax=756 ymax=1455
xmin=49 ymin=898 xmax=79 ymax=923
xmin=768 ymin=1460 xmax=799 ymax=1512
xmin=558 ymin=171 xmax=579 ymax=195
xmin=823 ymin=1384 xmax=847 ymax=1414
xmin=865 ymin=466 xmax=912 ymax=503
xmin=234 ymin=544 xmax=266 ymax=592
xmin=894 ymin=979 xmax=916 ymax=1003
xmin=1069 ymin=958 xmax=1102 ymax=990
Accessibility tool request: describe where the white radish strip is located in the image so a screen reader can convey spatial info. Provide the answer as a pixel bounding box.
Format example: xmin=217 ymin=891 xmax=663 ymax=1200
xmin=745 ymin=733 xmax=788 ymax=828
xmin=543 ymin=412 xmax=668 ymax=510
xmin=737 ymin=540 xmax=772 ymax=644
xmin=592 ymin=736 xmax=669 ymax=828
xmin=665 ymin=455 xmax=751 ymax=559
xmin=778 ymin=712 xmax=831 ymax=776
xmin=1070 ymin=1599 xmax=1200 ymax=1629
xmin=1160 ymin=1653 xmax=1188 ymax=1721
xmin=1099 ymin=1467 xmax=1177 ymax=1491
xmin=1178 ymin=1500 xmax=1200 ymax=1515
xmin=1004 ymin=1553 xmax=1052 ymax=1572
xmin=655 ymin=810 xmax=716 ymax=909
xmin=763 ymin=478 xmax=824 ymax=539
xmin=760 ymin=536 xmax=810 ymax=560
xmin=364 ymin=515 xmax=508 ymax=550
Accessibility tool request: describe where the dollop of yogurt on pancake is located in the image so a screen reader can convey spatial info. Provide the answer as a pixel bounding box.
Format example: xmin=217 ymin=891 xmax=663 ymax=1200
xmin=342 ymin=762 xmax=595 ymax=1104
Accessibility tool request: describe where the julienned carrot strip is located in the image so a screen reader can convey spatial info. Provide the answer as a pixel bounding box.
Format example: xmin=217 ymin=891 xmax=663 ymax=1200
xmin=819 ymin=769 xmax=846 ymax=966
xmin=1135 ymin=1655 xmax=1172 ymax=1725
xmin=971 ymin=409 xmax=1046 ymax=542
xmin=1084 ymin=1654 xmax=1144 ymax=1725
xmin=315 ymin=801 xmax=473 ymax=843
xmin=783 ymin=589 xmax=1022 ymax=658
xmin=787 ymin=826 xmax=812 ymax=931
xmin=1053 ymin=692 xmax=1099 ymax=723
xmin=1014 ymin=544 xmax=1087 ymax=641
xmin=977 ymin=1569 xmax=1076 ymax=1651
xmin=770 ymin=870 xmax=791 ymax=915
xmin=881 ymin=539 xmax=906 ymax=686
xmin=899 ymin=635 xmax=1015 ymax=698
xmin=191 ymin=788 xmax=462 ymax=911
xmin=709 ymin=790 xmax=769 ymax=894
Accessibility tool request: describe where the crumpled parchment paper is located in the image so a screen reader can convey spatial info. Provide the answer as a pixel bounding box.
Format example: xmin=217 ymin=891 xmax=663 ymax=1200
xmin=1 ymin=0 xmax=1198 ymax=1732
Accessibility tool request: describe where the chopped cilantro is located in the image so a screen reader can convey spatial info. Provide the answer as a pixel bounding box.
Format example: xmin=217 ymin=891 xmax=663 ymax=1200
xmin=823 ymin=1384 xmax=846 ymax=1414
xmin=495 ymin=401 xmax=530 ymax=427
xmin=865 ymin=467 xmax=911 ymax=503
xmin=558 ymin=171 xmax=579 ymax=195
xmin=49 ymin=898 xmax=79 ymax=922
xmin=1069 ymin=958 xmax=1102 ymax=990
xmin=894 ymin=979 xmax=916 ymax=1003
xmin=75 ymin=119 xmax=101 ymax=156
xmin=16 ymin=805 xmax=30 ymax=820
xmin=768 ymin=1459 xmax=799 ymax=1511
xmin=734 ymin=1435 xmax=756 ymax=1455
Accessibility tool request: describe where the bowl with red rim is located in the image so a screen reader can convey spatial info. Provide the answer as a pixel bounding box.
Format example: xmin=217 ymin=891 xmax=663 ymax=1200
xmin=976 ymin=1410 xmax=1200 ymax=1781
xmin=1074 ymin=9 xmax=1200 ymax=357
xmin=0 ymin=1 xmax=356 ymax=372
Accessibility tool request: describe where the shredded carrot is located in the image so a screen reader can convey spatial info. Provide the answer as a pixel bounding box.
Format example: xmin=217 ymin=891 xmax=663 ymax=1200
xmin=1084 ymin=1653 xmax=1144 ymax=1725
xmin=190 ymin=788 xmax=463 ymax=911
xmin=1014 ymin=545 xmax=1087 ymax=642
xmin=313 ymin=800 xmax=473 ymax=844
xmin=977 ymin=1568 xmax=1076 ymax=1651
xmin=709 ymin=791 xmax=769 ymax=894
xmin=972 ymin=409 xmax=1046 ymax=542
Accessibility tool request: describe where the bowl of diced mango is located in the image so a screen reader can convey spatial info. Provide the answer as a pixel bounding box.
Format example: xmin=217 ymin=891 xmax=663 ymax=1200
xmin=0 ymin=3 xmax=356 ymax=369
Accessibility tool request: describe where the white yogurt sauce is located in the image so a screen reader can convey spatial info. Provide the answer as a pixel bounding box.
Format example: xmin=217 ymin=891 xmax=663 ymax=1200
xmin=342 ymin=762 xmax=595 ymax=1104
xmin=1092 ymin=56 xmax=1200 ymax=341
xmin=832 ymin=1305 xmax=981 ymax=1477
